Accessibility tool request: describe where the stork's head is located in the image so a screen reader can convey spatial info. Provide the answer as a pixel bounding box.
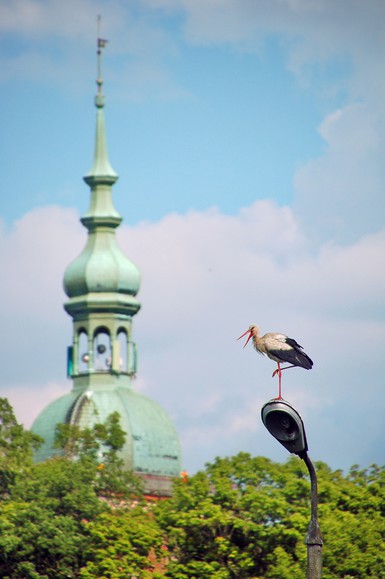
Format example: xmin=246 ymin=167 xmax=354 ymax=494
xmin=237 ymin=324 xmax=258 ymax=348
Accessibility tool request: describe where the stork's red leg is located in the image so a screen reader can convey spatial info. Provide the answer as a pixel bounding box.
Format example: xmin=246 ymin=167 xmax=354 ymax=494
xmin=272 ymin=363 xmax=295 ymax=377
xmin=275 ymin=364 xmax=295 ymax=373
xmin=272 ymin=362 xmax=283 ymax=399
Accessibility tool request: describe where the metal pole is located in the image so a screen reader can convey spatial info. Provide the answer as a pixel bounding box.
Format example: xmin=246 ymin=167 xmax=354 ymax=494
xmin=301 ymin=452 xmax=323 ymax=579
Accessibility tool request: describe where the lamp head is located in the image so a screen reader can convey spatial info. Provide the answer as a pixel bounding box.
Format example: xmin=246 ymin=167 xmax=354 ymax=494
xmin=261 ymin=399 xmax=308 ymax=456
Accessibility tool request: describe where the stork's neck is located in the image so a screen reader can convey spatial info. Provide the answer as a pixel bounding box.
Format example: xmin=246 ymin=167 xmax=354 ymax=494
xmin=250 ymin=326 xmax=263 ymax=352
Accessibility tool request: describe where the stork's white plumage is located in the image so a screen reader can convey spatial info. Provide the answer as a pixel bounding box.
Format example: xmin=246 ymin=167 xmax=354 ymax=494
xmin=237 ymin=324 xmax=313 ymax=399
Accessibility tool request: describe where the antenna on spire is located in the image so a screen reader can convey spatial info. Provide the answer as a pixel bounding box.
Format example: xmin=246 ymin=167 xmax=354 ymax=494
xmin=96 ymin=15 xmax=108 ymax=98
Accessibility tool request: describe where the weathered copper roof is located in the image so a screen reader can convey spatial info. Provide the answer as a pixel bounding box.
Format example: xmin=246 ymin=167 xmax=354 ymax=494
xmin=32 ymin=385 xmax=181 ymax=481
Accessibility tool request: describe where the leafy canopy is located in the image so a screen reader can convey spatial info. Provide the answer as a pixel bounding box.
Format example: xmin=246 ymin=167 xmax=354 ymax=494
xmin=1 ymin=399 xmax=385 ymax=578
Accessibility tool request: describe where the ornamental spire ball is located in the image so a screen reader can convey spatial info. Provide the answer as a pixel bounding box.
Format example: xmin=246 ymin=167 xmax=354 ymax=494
xmin=237 ymin=325 xmax=313 ymax=399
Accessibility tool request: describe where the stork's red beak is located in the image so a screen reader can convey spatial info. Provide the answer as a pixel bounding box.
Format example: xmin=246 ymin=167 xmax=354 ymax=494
xmin=237 ymin=329 xmax=252 ymax=348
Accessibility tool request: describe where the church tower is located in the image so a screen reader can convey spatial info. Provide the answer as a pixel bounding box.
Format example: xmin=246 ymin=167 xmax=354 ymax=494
xmin=31 ymin=35 xmax=181 ymax=497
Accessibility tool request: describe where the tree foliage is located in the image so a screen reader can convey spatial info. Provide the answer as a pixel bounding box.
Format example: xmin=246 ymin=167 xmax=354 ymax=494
xmin=0 ymin=401 xmax=148 ymax=578
xmin=0 ymin=398 xmax=42 ymax=497
xmin=54 ymin=412 xmax=143 ymax=502
xmin=155 ymin=454 xmax=385 ymax=578
xmin=0 ymin=398 xmax=385 ymax=578
xmin=78 ymin=506 xmax=165 ymax=579
xmin=155 ymin=454 xmax=308 ymax=578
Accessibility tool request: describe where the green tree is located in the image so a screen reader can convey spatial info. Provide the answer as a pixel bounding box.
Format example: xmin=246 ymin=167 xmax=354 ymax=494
xmin=0 ymin=500 xmax=88 ymax=578
xmin=0 ymin=398 xmax=42 ymax=497
xmin=0 ymin=437 xmax=106 ymax=577
xmin=156 ymin=453 xmax=385 ymax=579
xmin=78 ymin=505 xmax=165 ymax=579
xmin=2 ymin=399 xmax=385 ymax=578
xmin=0 ymin=404 xmax=146 ymax=578
xmin=317 ymin=462 xmax=385 ymax=578
xmin=54 ymin=411 xmax=143 ymax=501
xmin=156 ymin=453 xmax=308 ymax=578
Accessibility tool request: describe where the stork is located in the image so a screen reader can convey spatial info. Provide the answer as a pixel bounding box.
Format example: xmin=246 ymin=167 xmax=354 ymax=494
xmin=237 ymin=324 xmax=313 ymax=399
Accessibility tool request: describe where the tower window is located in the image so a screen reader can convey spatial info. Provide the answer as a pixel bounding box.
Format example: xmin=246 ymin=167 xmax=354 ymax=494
xmin=78 ymin=330 xmax=89 ymax=373
xmin=117 ymin=329 xmax=128 ymax=372
xmin=93 ymin=329 xmax=111 ymax=371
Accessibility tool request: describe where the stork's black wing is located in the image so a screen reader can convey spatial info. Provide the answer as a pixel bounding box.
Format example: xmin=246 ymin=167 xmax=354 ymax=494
xmin=270 ymin=337 xmax=313 ymax=370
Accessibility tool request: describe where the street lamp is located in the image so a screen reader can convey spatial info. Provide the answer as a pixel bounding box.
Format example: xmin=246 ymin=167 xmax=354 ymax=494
xmin=261 ymin=399 xmax=323 ymax=579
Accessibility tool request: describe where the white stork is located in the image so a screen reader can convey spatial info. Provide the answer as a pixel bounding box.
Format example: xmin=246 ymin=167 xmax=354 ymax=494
xmin=237 ymin=324 xmax=313 ymax=399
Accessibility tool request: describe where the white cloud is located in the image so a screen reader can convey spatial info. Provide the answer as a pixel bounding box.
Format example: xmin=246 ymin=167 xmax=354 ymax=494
xmin=3 ymin=202 xmax=384 ymax=472
xmin=144 ymin=0 xmax=385 ymax=70
xmin=2 ymin=381 xmax=69 ymax=429
xmin=294 ymin=103 xmax=385 ymax=244
xmin=0 ymin=207 xmax=81 ymax=385
xmin=118 ymin=202 xmax=385 ymax=470
xmin=0 ymin=206 xmax=80 ymax=320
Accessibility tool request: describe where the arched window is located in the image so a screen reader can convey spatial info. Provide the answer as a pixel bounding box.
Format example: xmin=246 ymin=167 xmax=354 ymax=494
xmin=128 ymin=340 xmax=137 ymax=376
xmin=93 ymin=328 xmax=111 ymax=371
xmin=117 ymin=329 xmax=128 ymax=372
xmin=78 ymin=330 xmax=89 ymax=373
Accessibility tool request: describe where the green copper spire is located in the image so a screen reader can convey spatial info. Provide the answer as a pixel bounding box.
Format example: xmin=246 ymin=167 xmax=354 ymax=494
xmin=84 ymin=31 xmax=117 ymax=186
xmin=63 ymin=31 xmax=141 ymax=376
xmin=31 ymin=28 xmax=181 ymax=497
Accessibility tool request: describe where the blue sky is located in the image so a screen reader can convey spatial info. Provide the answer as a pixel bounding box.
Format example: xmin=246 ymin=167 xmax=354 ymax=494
xmin=1 ymin=0 xmax=385 ymax=475
xmin=2 ymin=29 xmax=325 ymax=224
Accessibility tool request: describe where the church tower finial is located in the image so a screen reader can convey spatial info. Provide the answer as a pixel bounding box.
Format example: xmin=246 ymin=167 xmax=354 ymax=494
xmin=84 ymin=15 xmax=116 ymax=185
xmin=96 ymin=15 xmax=108 ymax=106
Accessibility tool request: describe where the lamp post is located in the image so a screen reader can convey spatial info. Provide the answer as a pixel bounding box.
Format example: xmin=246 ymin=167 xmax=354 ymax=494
xmin=261 ymin=399 xmax=323 ymax=579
